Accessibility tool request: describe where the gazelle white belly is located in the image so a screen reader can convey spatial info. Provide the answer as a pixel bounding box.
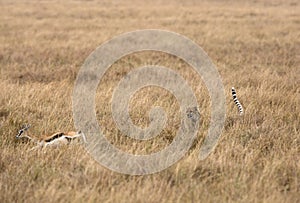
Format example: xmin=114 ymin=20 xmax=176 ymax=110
xmin=44 ymin=136 xmax=69 ymax=147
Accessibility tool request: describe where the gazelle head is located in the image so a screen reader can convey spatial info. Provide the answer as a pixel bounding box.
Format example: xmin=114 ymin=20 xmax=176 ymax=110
xmin=16 ymin=124 xmax=31 ymax=139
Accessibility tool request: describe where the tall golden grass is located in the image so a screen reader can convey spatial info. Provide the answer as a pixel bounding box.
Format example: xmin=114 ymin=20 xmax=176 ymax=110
xmin=0 ymin=0 xmax=299 ymax=202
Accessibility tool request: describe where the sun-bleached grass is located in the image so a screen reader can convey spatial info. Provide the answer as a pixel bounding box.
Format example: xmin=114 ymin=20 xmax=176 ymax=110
xmin=0 ymin=0 xmax=299 ymax=202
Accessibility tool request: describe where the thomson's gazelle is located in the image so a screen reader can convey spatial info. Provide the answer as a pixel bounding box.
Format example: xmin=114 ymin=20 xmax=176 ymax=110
xmin=16 ymin=124 xmax=87 ymax=150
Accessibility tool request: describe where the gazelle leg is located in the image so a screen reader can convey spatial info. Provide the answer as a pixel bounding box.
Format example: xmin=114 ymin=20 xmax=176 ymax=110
xmin=81 ymin=133 xmax=87 ymax=144
xmin=29 ymin=145 xmax=42 ymax=151
xmin=64 ymin=133 xmax=88 ymax=144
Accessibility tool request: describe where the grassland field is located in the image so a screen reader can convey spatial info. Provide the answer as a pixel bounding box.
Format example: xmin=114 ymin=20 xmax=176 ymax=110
xmin=0 ymin=0 xmax=299 ymax=202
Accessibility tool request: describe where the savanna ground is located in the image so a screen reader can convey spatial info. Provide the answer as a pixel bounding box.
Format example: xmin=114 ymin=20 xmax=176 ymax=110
xmin=0 ymin=0 xmax=299 ymax=202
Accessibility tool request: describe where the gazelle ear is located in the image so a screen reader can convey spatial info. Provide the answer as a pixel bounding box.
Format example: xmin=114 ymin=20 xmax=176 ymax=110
xmin=22 ymin=124 xmax=31 ymax=131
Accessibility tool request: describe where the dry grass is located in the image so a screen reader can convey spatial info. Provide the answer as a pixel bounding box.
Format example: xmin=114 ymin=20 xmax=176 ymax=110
xmin=0 ymin=0 xmax=299 ymax=202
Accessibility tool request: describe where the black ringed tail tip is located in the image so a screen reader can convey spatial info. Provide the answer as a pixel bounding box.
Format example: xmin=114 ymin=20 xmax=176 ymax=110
xmin=232 ymin=87 xmax=244 ymax=116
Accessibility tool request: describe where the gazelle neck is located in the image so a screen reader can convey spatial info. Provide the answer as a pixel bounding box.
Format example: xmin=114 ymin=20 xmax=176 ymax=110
xmin=23 ymin=133 xmax=40 ymax=144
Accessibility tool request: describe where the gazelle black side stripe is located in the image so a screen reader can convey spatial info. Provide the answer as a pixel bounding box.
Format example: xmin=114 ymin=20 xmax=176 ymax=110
xmin=232 ymin=87 xmax=244 ymax=115
xmin=45 ymin=132 xmax=64 ymax=142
